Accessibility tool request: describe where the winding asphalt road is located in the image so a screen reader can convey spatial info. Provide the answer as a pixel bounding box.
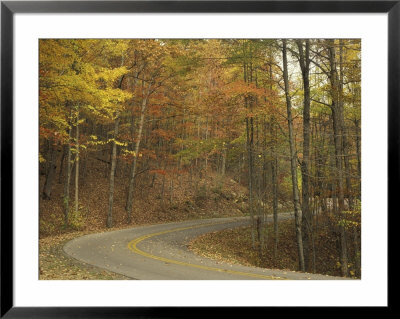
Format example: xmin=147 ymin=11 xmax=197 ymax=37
xmin=63 ymin=213 xmax=347 ymax=280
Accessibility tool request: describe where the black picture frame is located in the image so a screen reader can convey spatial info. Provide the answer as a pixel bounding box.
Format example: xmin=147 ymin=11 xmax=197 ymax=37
xmin=1 ymin=0 xmax=394 ymax=317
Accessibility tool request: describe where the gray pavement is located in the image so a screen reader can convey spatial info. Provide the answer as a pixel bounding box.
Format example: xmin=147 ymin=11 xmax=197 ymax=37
xmin=63 ymin=213 xmax=348 ymax=280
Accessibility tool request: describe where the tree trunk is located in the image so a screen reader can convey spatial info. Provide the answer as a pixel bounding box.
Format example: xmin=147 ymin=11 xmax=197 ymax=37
xmin=169 ymin=179 xmax=173 ymax=204
xmin=221 ymin=143 xmax=226 ymax=176
xmin=297 ymin=39 xmax=312 ymax=271
xmin=271 ymin=119 xmax=279 ymax=259
xmin=243 ymin=43 xmax=256 ymax=248
xmin=58 ymin=145 xmax=66 ymax=184
xmin=327 ymin=39 xmax=348 ymax=277
xmin=42 ymin=139 xmax=57 ymax=200
xmin=282 ymin=39 xmax=305 ymax=272
xmin=267 ymin=62 xmax=279 ymax=259
xmin=107 ymin=116 xmax=120 ymax=228
xmin=126 ymin=82 xmax=152 ymax=222
xmin=353 ymin=228 xmax=361 ymax=277
xmin=161 ymin=174 xmax=166 ymax=207
xmin=74 ymin=106 xmax=80 ymax=215
xmin=355 ymin=119 xmax=361 ymax=199
xmin=339 ymin=41 xmax=354 ymax=211
xmin=63 ymin=123 xmax=72 ymax=225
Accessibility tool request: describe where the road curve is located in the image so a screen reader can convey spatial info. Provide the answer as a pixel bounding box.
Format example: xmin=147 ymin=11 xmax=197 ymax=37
xmin=63 ymin=213 xmax=347 ymax=280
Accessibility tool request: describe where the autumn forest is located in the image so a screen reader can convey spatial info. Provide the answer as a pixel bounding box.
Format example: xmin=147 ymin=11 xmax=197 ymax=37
xmin=39 ymin=39 xmax=361 ymax=280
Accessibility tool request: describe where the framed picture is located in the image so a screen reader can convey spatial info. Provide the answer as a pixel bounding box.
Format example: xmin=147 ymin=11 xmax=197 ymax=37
xmin=1 ymin=0 xmax=394 ymax=316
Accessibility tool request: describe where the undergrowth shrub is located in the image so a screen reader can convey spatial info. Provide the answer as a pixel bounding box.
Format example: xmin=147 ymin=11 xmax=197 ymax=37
xmin=68 ymin=205 xmax=88 ymax=230
xmin=194 ymin=184 xmax=208 ymax=206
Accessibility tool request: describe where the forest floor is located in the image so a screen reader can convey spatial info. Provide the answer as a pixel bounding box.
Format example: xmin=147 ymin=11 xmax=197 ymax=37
xmin=189 ymin=215 xmax=360 ymax=278
xmin=39 ymin=164 xmax=250 ymax=279
xmin=40 ymin=163 xmax=356 ymax=279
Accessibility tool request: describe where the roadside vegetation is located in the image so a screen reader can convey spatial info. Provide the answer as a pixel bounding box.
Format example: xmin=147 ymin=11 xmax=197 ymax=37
xmin=189 ymin=213 xmax=361 ymax=279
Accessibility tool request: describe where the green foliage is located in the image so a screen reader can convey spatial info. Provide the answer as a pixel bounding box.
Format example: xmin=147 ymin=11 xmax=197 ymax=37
xmin=211 ymin=183 xmax=223 ymax=195
xmin=174 ymin=137 xmax=224 ymax=164
xmin=68 ymin=205 xmax=88 ymax=230
xmin=339 ymin=199 xmax=361 ymax=229
xmin=335 ymin=261 xmax=359 ymax=278
xmin=210 ymin=184 xmax=224 ymax=202
xmin=337 ymin=219 xmax=359 ymax=228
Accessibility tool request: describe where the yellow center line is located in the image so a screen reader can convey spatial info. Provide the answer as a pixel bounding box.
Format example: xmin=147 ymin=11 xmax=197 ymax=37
xmin=127 ymin=221 xmax=285 ymax=280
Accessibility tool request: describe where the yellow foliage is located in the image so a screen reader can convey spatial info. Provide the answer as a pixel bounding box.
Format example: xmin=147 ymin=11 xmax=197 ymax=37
xmin=39 ymin=154 xmax=46 ymax=163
